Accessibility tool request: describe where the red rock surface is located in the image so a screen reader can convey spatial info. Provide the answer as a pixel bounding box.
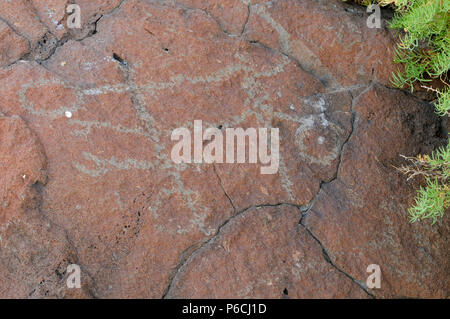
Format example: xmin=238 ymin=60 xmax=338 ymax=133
xmin=0 ymin=0 xmax=448 ymax=298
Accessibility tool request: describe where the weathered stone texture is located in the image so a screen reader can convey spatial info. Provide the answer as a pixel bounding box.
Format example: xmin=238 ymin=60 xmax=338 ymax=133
xmin=0 ymin=0 xmax=447 ymax=298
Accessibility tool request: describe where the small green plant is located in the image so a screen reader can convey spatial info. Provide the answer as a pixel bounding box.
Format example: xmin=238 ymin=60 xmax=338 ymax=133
xmin=409 ymin=179 xmax=449 ymax=222
xmin=397 ymin=143 xmax=450 ymax=223
xmin=434 ymin=86 xmax=450 ymax=116
xmin=390 ymin=0 xmax=449 ymax=91
xmin=345 ymin=0 xmax=449 ymax=222
xmin=389 ymin=0 xmax=449 ymax=222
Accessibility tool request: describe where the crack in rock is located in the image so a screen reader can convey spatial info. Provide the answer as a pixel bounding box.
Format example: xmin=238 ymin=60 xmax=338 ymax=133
xmin=298 ymin=216 xmax=375 ymax=298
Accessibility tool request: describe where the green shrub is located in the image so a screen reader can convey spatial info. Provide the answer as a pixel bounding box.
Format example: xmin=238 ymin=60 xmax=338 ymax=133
xmin=390 ymin=0 xmax=449 ymax=91
xmin=389 ymin=0 xmax=449 ymax=222
xmin=435 ymin=86 xmax=450 ymax=116
xmin=345 ymin=0 xmax=449 ymax=222
xmin=399 ymin=142 xmax=450 ymax=223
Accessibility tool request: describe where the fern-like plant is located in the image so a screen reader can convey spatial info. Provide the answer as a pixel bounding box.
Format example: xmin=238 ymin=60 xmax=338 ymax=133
xmin=345 ymin=0 xmax=450 ymax=222
xmin=389 ymin=0 xmax=449 ymax=222
xmin=390 ymin=0 xmax=450 ymax=91
xmin=398 ymin=142 xmax=450 ymax=223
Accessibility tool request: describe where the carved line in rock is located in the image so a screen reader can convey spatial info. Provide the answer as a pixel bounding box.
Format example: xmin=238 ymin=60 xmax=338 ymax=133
xmin=0 ymin=0 xmax=404 ymax=298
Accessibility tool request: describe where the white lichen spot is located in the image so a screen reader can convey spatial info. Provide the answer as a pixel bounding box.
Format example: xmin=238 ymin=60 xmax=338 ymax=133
xmin=319 ymin=113 xmax=329 ymax=127
xmin=65 ymin=111 xmax=72 ymax=118
xmin=315 ymin=97 xmax=326 ymax=112
xmin=318 ymin=136 xmax=325 ymax=145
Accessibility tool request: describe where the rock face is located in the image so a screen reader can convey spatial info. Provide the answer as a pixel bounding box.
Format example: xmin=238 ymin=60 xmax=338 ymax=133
xmin=0 ymin=0 xmax=448 ymax=298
